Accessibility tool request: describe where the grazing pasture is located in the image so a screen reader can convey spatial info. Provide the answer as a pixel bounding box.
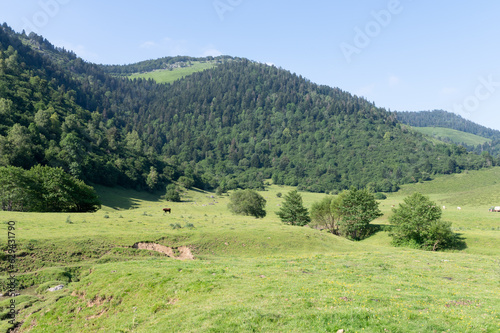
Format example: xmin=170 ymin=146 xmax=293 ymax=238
xmin=1 ymin=168 xmax=499 ymax=332
xmin=127 ymin=61 xmax=216 ymax=84
xmin=411 ymin=126 xmax=492 ymax=146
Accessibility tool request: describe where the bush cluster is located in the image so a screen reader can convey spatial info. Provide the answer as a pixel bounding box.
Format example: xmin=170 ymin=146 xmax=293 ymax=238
xmin=0 ymin=165 xmax=100 ymax=212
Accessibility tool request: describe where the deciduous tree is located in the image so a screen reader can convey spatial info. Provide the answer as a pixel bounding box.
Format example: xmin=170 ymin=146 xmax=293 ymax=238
xmin=310 ymin=196 xmax=341 ymax=234
xmin=165 ymin=184 xmax=181 ymax=202
xmin=389 ymin=192 xmax=462 ymax=251
xmin=228 ymin=189 xmax=266 ymax=218
xmin=337 ymin=188 xmax=382 ymax=240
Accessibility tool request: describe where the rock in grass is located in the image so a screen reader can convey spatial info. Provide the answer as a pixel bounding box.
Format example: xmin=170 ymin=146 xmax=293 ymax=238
xmin=47 ymin=284 xmax=64 ymax=292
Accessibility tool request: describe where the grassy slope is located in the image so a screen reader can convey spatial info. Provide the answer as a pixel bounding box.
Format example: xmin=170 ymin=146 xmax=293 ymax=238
xmin=1 ymin=170 xmax=500 ymax=332
xmin=412 ymin=126 xmax=491 ymax=146
xmin=127 ymin=62 xmax=216 ymax=84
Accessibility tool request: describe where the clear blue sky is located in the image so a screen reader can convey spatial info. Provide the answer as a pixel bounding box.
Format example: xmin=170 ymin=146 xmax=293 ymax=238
xmin=1 ymin=0 xmax=500 ymax=130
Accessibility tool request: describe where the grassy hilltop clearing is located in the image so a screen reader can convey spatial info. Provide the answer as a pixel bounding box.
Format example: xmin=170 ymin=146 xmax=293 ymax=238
xmin=394 ymin=110 xmax=500 ymax=157
xmin=127 ymin=61 xmax=217 ymax=84
xmin=411 ymin=127 xmax=491 ymax=147
xmin=1 ymin=168 xmax=499 ymax=332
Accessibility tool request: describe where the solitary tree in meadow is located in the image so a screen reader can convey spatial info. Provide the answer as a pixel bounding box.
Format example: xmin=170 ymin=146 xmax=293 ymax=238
xmin=165 ymin=184 xmax=181 ymax=202
xmin=310 ymin=187 xmax=382 ymax=240
xmin=276 ymin=190 xmax=310 ymax=226
xmin=389 ymin=192 xmax=461 ymax=251
xmin=337 ymin=187 xmax=382 ymax=240
xmin=228 ymin=189 xmax=266 ymax=218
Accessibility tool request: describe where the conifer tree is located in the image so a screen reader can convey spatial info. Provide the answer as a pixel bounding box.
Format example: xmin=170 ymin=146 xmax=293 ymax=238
xmin=276 ymin=190 xmax=310 ymax=226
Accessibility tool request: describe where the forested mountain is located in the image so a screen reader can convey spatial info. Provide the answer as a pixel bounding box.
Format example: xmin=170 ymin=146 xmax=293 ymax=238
xmin=395 ymin=110 xmax=500 ymax=158
xmin=0 ymin=24 xmax=497 ymax=195
xmin=0 ymin=24 xmax=185 ymax=191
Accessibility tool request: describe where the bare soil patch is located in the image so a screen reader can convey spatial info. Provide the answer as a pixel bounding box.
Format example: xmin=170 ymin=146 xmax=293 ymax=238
xmin=132 ymin=243 xmax=194 ymax=260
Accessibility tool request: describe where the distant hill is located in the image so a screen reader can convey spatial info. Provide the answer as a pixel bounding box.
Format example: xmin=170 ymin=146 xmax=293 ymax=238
xmin=394 ymin=110 xmax=500 ymax=158
xmin=0 ymin=23 xmax=497 ymax=195
xmin=394 ymin=110 xmax=500 ymax=140
xmin=411 ymin=127 xmax=491 ymax=146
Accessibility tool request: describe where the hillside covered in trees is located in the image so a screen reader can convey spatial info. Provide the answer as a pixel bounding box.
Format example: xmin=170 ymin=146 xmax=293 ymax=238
xmin=0 ymin=24 xmax=497 ymax=197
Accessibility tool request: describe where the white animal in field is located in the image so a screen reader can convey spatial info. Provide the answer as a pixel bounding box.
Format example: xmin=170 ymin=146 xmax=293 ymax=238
xmin=443 ymin=206 xmax=446 ymax=210
xmin=457 ymin=207 xmax=461 ymax=210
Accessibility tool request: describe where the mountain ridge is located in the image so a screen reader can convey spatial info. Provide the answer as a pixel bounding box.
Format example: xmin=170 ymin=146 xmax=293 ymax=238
xmin=394 ymin=109 xmax=500 ymax=158
xmin=0 ymin=23 xmax=497 ymax=194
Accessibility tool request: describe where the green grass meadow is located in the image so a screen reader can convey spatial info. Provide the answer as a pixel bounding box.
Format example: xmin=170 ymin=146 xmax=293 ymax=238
xmin=1 ymin=168 xmax=500 ymax=332
xmin=411 ymin=127 xmax=491 ymax=146
xmin=127 ymin=62 xmax=217 ymax=84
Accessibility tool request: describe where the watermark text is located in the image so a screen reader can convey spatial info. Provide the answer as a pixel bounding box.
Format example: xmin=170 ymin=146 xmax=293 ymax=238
xmin=5 ymin=221 xmax=18 ymax=326
xmin=452 ymin=75 xmax=500 ymax=117
xmin=213 ymin=0 xmax=243 ymax=21
xmin=22 ymin=0 xmax=72 ymax=34
xmin=340 ymin=0 xmax=406 ymax=63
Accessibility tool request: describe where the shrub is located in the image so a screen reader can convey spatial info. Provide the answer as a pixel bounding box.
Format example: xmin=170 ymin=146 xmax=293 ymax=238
xmin=165 ymin=184 xmax=181 ymax=202
xmin=389 ymin=192 xmax=464 ymax=251
xmin=228 ymin=189 xmax=267 ymax=218
xmin=216 ymin=187 xmax=225 ymax=196
xmin=309 ymin=188 xmax=382 ymax=240
xmin=310 ymin=196 xmax=340 ymax=234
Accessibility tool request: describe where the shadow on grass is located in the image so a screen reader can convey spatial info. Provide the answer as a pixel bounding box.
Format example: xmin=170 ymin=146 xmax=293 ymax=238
xmin=189 ymin=187 xmax=209 ymax=194
xmin=95 ymin=185 xmax=163 ymax=210
xmin=450 ymin=233 xmax=468 ymax=251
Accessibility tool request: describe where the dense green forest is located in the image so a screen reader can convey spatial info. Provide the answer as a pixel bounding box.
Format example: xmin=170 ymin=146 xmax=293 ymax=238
xmin=0 ymin=24 xmax=497 ymax=199
xmin=395 ymin=110 xmax=500 ymax=158
xmin=0 ymin=24 xmax=185 ymax=193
